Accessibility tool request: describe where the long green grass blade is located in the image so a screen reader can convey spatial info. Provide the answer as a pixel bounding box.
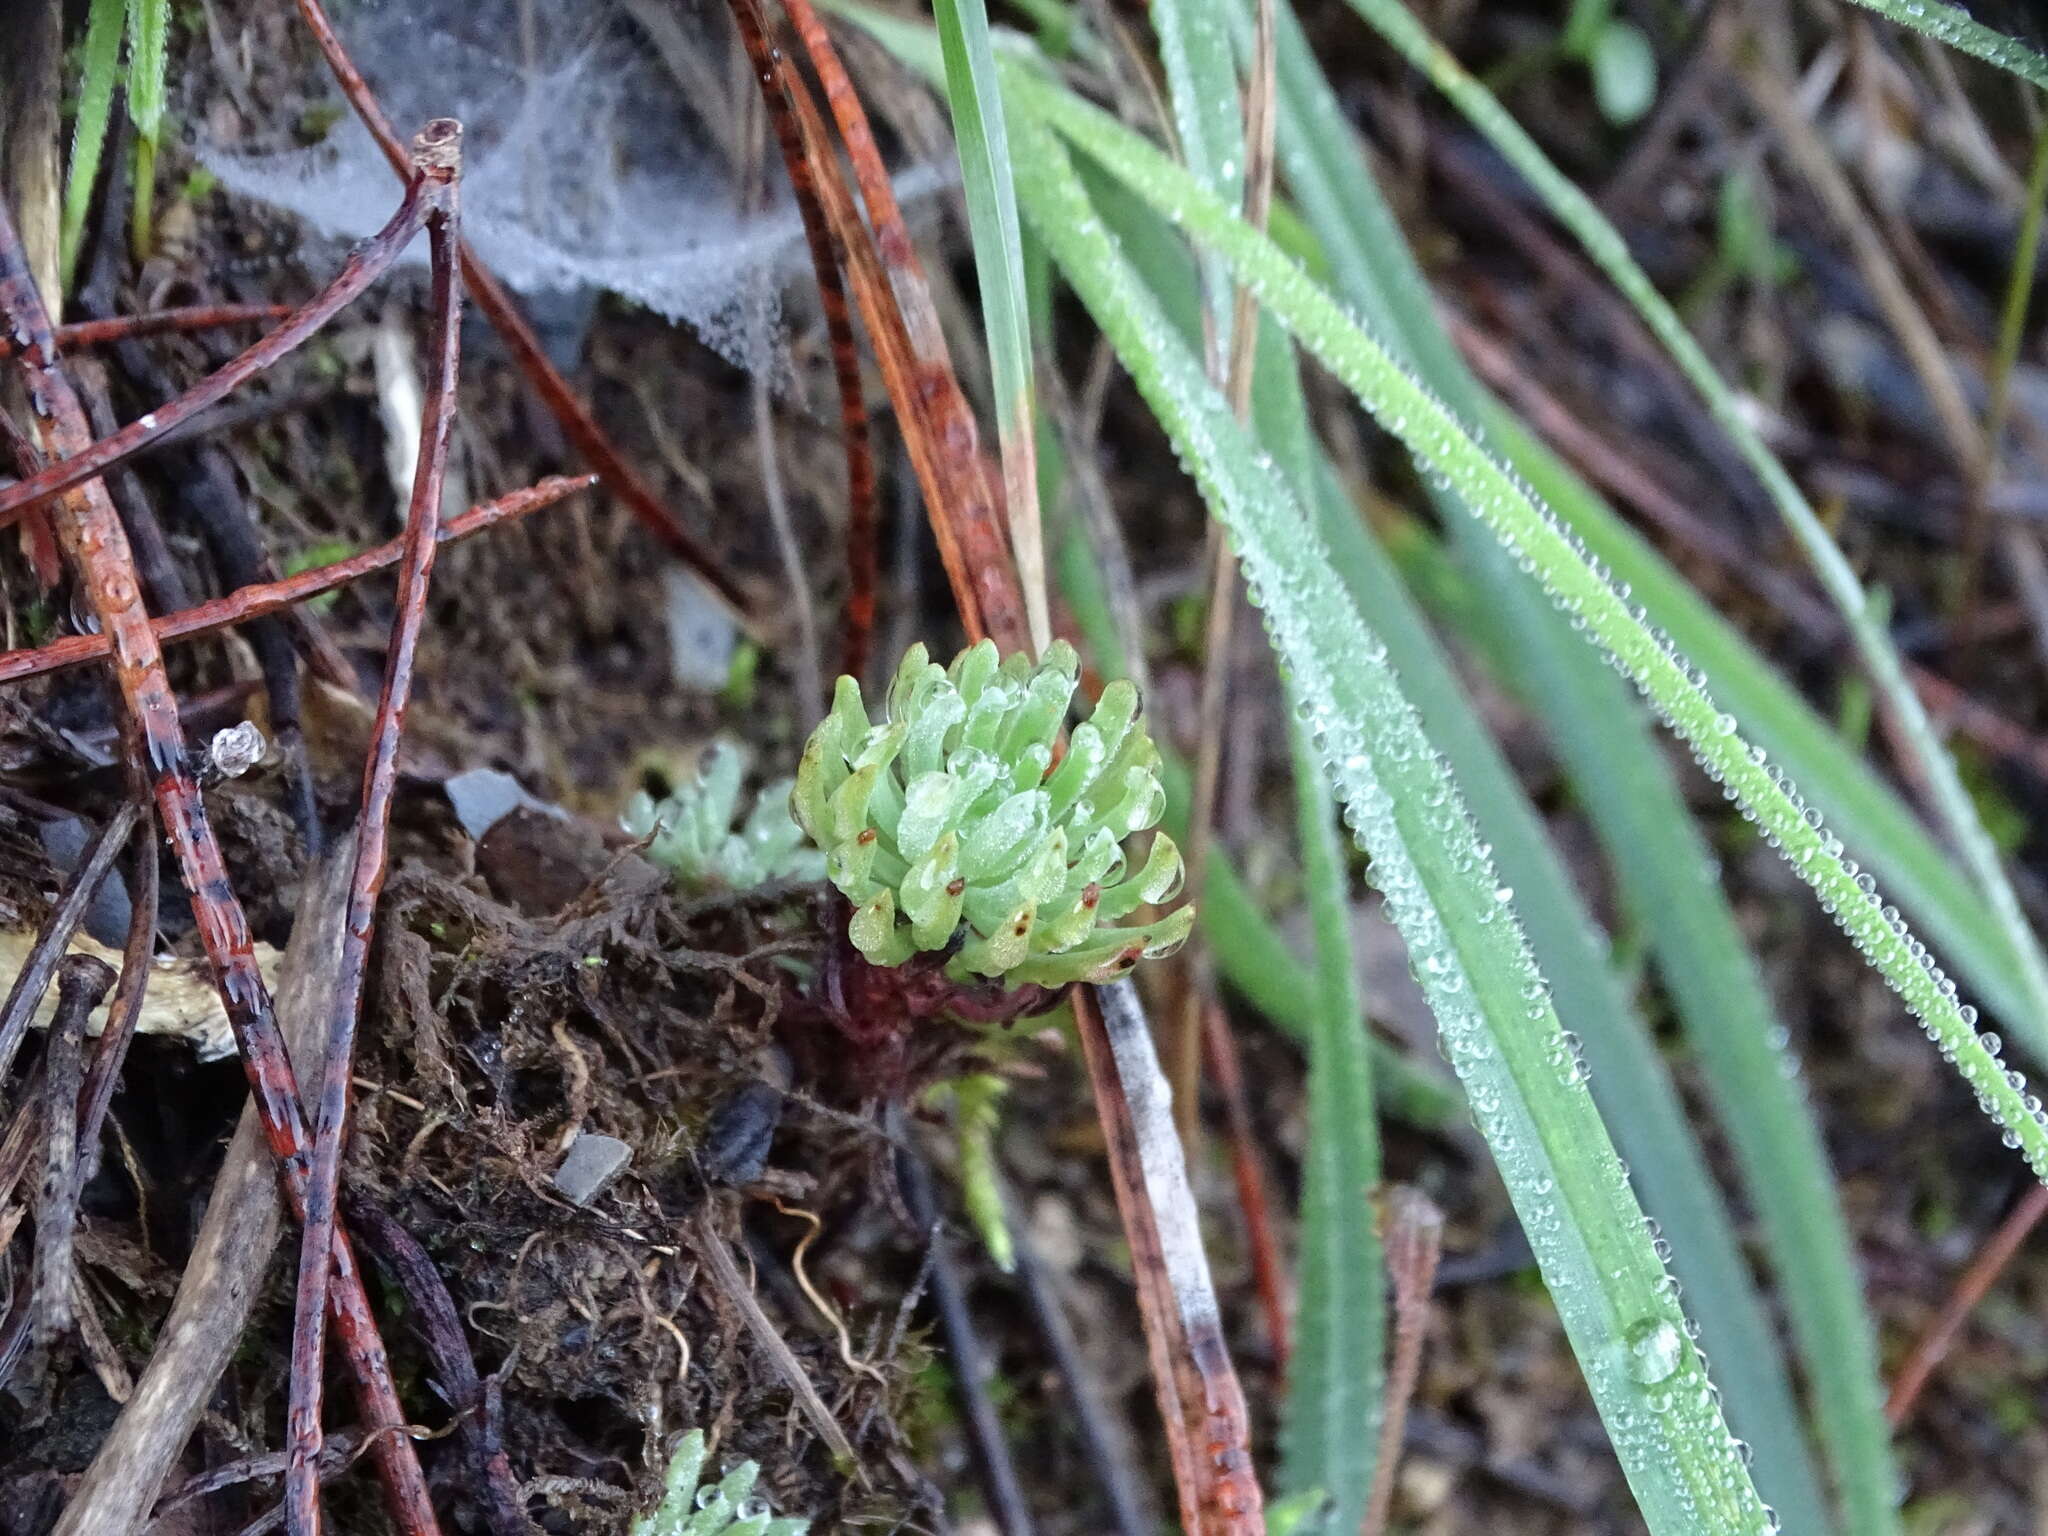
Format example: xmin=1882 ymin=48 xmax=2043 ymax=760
xmin=1279 ymin=695 xmax=1383 ymax=1528
xmin=1251 ymin=7 xmax=1892 ymax=1524
xmin=1083 ymin=137 xmax=1827 ymax=1524
xmin=1336 ymin=0 xmax=2048 ymax=1063
xmin=1008 ymin=68 xmax=2048 ymax=1186
xmin=1010 ymin=107 xmax=1774 ymax=1532
xmin=1840 ymin=0 xmax=2048 ymax=88
xmin=59 ymin=0 xmax=128 ymax=292
xmin=1497 ymin=408 xmax=2037 ymax=1033
xmin=932 ymin=0 xmax=1049 ymax=650
xmin=1131 ymin=6 xmax=1389 ymax=1517
xmin=1149 ymin=0 xmax=1244 ymax=357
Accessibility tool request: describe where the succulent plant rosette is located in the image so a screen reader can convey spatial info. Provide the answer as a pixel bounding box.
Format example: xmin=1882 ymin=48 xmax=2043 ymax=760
xmin=792 ymin=640 xmax=1194 ymax=1034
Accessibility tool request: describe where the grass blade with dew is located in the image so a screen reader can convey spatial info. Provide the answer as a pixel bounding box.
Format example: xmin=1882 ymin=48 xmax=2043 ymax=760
xmin=1334 ymin=0 xmax=2048 ymax=1061
xmin=1079 ymin=130 xmax=1824 ymax=1524
xmin=932 ymin=0 xmax=1050 ymax=653
xmin=1002 ymin=64 xmax=2048 ymax=1198
xmin=1149 ymin=0 xmax=1244 ymax=360
xmin=1137 ymin=39 xmax=1398 ymax=1485
xmin=1048 ymin=483 xmax=1460 ymax=1127
xmin=126 ymin=0 xmax=170 ymax=263
xmin=1839 ymin=0 xmax=2048 ymax=89
xmin=1279 ymin=694 xmax=1383 ymax=1531
xmin=1246 ymin=4 xmax=1891 ymax=1523
xmin=58 ymin=0 xmax=128 ymax=292
xmin=1006 ymin=105 xmax=1776 ymax=1533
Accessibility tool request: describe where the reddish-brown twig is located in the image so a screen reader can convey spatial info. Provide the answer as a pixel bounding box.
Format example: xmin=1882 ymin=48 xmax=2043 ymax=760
xmin=1886 ymin=1181 xmax=2048 ymax=1426
xmin=1075 ymin=986 xmax=1264 ymax=1536
xmin=286 ymin=118 xmax=463 ymax=1536
xmin=1365 ymin=1187 xmax=1442 ymax=1536
xmin=0 ymin=169 xmax=442 ymax=1536
xmin=0 ymin=304 xmax=292 ymax=362
xmin=1202 ymin=1000 xmax=1292 ymax=1373
xmin=777 ymin=0 xmax=1030 ymax=655
xmin=0 ymin=475 xmax=594 ymax=686
xmin=0 ymin=180 xmax=436 ymax=529
xmin=730 ymin=0 xmax=1026 ymax=653
xmin=288 ymin=0 xmax=751 ymax=622
xmin=748 ymin=19 xmax=1257 ymax=1523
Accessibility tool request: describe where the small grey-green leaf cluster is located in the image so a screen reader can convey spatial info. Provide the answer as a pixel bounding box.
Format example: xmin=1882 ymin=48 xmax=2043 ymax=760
xmin=628 ymin=1430 xmax=809 ymax=1536
xmin=793 ymin=639 xmax=1194 ymax=987
xmin=623 ymin=741 xmax=826 ymax=892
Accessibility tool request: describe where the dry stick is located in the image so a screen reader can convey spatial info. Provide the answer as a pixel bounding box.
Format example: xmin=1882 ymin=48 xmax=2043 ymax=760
xmin=0 ymin=177 xmax=437 ymax=528
xmin=52 ymin=847 xmax=371 ymax=1536
xmin=1173 ymin=0 xmax=1281 ymax=1142
xmin=1886 ymin=1181 xmax=2048 ymax=1426
xmin=1200 ymin=1001 xmax=1292 ymax=1372
xmin=0 ymin=961 xmax=113 ymax=1394
xmin=0 ymin=799 xmax=138 ymax=1090
xmin=690 ymin=1202 xmax=858 ymax=1465
xmin=775 ymin=0 xmax=1034 ymax=654
xmin=285 ymin=120 xmax=462 ymax=1536
xmin=891 ymin=1116 xmax=1038 ymax=1536
xmin=78 ymin=119 xmax=332 ymax=845
xmin=1364 ymin=1187 xmax=1443 ymax=1536
xmin=288 ymin=0 xmax=751 ymax=622
xmin=1076 ymin=984 xmax=1263 ymax=1536
xmin=26 ymin=957 xmax=115 ymax=1378
xmin=0 ymin=305 xmax=293 ymax=362
xmin=730 ymin=0 xmax=1002 ymax=650
xmin=76 ymin=792 xmax=159 ymax=1187
xmin=349 ymin=1199 xmax=527 ymax=1536
xmin=0 ymin=476 xmax=595 ymax=686
xmin=0 ymin=176 xmax=441 ymax=1536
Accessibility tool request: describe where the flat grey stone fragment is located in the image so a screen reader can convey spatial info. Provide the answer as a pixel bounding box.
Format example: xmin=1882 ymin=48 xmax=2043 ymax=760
xmin=553 ymin=1133 xmax=632 ymax=1206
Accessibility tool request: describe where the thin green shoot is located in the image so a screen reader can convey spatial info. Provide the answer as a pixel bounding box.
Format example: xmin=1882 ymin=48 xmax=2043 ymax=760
xmin=1838 ymin=0 xmax=2048 ymax=89
xmin=933 ymin=0 xmax=1050 ymax=654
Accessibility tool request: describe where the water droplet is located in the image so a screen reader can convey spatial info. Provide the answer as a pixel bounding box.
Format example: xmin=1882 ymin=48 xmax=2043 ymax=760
xmin=1625 ymin=1318 xmax=1684 ymax=1385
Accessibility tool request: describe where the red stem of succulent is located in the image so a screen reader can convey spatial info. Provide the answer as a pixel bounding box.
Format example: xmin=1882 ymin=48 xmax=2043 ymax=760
xmin=289 ymin=0 xmax=754 ymax=622
xmin=284 ymin=119 xmax=464 ymax=1536
xmin=0 ymin=475 xmax=594 ymax=686
xmin=0 ymin=172 xmax=442 ymax=1536
xmin=0 ymin=180 xmax=435 ymax=530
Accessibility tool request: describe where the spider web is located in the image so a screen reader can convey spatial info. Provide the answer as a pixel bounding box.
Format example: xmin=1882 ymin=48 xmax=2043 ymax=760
xmin=200 ymin=0 xmax=925 ymax=376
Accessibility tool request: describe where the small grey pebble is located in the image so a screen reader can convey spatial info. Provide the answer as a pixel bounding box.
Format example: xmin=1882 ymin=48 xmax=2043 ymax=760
xmin=553 ymin=1133 xmax=632 ymax=1206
